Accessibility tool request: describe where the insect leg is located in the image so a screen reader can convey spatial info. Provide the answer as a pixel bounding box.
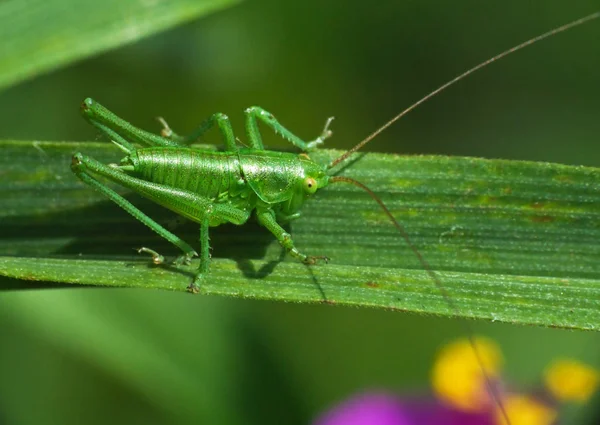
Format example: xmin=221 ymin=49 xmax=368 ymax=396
xmin=136 ymin=198 xmax=248 ymax=291
xmin=82 ymin=98 xmax=239 ymax=152
xmin=73 ymin=152 xmax=252 ymax=289
xmin=188 ymin=202 xmax=251 ymax=291
xmin=81 ymin=98 xmax=183 ymax=148
xmin=244 ymin=106 xmax=334 ymax=151
xmin=276 ymin=211 xmax=302 ymax=224
xmin=190 ymin=217 xmax=210 ymax=293
xmin=256 ymin=207 xmax=328 ymax=265
xmin=169 ymin=113 xmax=238 ymax=152
xmin=71 ymin=153 xmax=198 ymax=264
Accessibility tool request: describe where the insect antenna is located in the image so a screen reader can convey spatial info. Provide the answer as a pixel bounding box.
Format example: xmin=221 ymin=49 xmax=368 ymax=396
xmin=327 ymin=11 xmax=600 ymax=424
xmin=328 ymin=11 xmax=600 ymax=170
xmin=329 ymin=175 xmax=511 ymax=424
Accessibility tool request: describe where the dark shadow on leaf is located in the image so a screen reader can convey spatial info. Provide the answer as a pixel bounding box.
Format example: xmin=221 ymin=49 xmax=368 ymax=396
xmin=0 ymin=194 xmax=275 ymax=263
xmin=305 ymin=264 xmax=327 ymax=302
xmin=328 ymin=151 xmax=365 ymax=176
xmin=0 ymin=275 xmax=84 ymax=291
xmin=234 ymin=248 xmax=287 ymax=279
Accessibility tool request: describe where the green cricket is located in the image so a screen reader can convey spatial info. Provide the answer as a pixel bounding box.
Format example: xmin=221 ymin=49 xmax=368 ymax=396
xmin=72 ymin=99 xmax=344 ymax=291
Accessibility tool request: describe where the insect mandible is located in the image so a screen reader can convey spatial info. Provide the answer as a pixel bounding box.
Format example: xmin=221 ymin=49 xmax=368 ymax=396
xmin=71 ymin=11 xmax=600 ymax=425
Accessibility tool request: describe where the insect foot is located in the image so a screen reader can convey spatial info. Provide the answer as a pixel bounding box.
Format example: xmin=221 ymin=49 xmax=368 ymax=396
xmin=303 ymin=255 xmax=330 ymax=265
xmin=137 ymin=247 xmax=165 ymax=265
xmin=155 ymin=116 xmax=175 ymax=138
xmin=306 ymin=117 xmax=335 ymax=150
xmin=187 ymin=282 xmax=200 ymax=294
xmin=173 ymin=252 xmax=197 ymax=266
xmin=187 ymin=272 xmax=207 ymax=294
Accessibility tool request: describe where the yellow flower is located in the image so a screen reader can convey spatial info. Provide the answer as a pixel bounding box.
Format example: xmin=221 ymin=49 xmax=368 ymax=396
xmin=497 ymin=394 xmax=557 ymax=425
xmin=544 ymin=359 xmax=600 ymax=403
xmin=431 ymin=337 xmax=502 ymax=412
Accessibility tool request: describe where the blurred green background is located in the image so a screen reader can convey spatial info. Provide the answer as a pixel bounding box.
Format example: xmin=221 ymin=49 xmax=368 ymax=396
xmin=1 ymin=0 xmax=599 ymax=424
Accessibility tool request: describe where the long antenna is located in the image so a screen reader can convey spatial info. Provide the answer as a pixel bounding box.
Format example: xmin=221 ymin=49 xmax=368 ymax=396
xmin=330 ymin=176 xmax=510 ymax=424
xmin=328 ymin=11 xmax=600 ymax=169
xmin=328 ymin=12 xmax=600 ymax=425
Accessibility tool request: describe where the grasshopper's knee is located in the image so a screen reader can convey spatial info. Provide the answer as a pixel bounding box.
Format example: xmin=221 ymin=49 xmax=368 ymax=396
xmin=245 ymin=106 xmax=275 ymax=121
xmin=80 ymin=97 xmax=97 ymax=119
xmin=213 ymin=112 xmax=232 ymax=129
xmin=81 ymin=97 xmax=94 ymax=109
xmin=213 ymin=112 xmax=229 ymax=121
xmin=80 ymin=97 xmax=111 ymax=126
xmin=71 ymin=153 xmax=84 ymax=170
xmin=244 ymin=106 xmax=260 ymax=115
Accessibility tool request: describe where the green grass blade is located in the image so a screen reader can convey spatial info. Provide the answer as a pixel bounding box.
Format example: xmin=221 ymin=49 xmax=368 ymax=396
xmin=0 ymin=0 xmax=241 ymax=91
xmin=1 ymin=140 xmax=599 ymax=330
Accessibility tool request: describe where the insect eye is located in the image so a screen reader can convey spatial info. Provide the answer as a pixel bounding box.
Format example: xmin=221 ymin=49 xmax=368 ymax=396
xmin=304 ymin=177 xmax=318 ymax=194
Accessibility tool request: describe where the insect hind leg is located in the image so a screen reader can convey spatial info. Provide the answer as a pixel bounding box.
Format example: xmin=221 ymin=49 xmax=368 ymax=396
xmin=81 ymin=98 xmax=183 ymax=148
xmin=72 ymin=152 xmax=252 ymax=291
xmin=245 ymin=106 xmax=334 ymax=151
xmin=71 ymin=153 xmax=198 ymax=266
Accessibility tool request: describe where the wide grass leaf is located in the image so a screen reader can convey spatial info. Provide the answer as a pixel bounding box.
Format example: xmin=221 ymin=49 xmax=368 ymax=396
xmin=0 ymin=0 xmax=241 ymax=91
xmin=1 ymin=140 xmax=599 ymax=329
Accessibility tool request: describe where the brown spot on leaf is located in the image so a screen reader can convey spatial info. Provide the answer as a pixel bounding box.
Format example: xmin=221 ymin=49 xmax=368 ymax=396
xmin=531 ymin=215 xmax=554 ymax=223
xmin=365 ymin=281 xmax=379 ymax=288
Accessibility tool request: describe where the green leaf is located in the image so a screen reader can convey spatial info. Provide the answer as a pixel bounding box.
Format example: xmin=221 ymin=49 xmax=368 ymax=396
xmin=0 ymin=0 xmax=241 ymax=91
xmin=1 ymin=140 xmax=599 ymax=330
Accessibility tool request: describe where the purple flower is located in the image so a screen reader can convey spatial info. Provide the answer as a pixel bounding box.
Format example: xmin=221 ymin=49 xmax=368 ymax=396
xmin=313 ymin=391 xmax=493 ymax=425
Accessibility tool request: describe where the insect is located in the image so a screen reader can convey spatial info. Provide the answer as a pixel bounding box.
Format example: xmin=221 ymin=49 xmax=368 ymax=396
xmin=71 ymin=11 xmax=599 ymax=425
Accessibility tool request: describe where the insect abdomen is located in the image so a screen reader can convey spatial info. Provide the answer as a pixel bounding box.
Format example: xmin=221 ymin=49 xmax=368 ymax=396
xmin=132 ymin=148 xmax=245 ymax=200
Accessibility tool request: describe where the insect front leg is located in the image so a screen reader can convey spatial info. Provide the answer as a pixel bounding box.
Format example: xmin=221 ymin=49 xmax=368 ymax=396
xmin=256 ymin=206 xmax=329 ymax=265
xmin=71 ymin=153 xmax=198 ymax=265
xmin=244 ymin=106 xmax=334 ymax=151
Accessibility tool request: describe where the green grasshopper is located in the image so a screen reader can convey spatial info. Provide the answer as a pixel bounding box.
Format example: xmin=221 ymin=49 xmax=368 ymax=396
xmin=71 ymin=12 xmax=599 ymax=425
xmin=72 ymin=99 xmax=338 ymax=291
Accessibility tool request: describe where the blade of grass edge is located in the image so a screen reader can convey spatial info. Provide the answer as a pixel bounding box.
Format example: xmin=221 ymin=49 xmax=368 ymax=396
xmin=0 ymin=0 xmax=242 ymax=91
